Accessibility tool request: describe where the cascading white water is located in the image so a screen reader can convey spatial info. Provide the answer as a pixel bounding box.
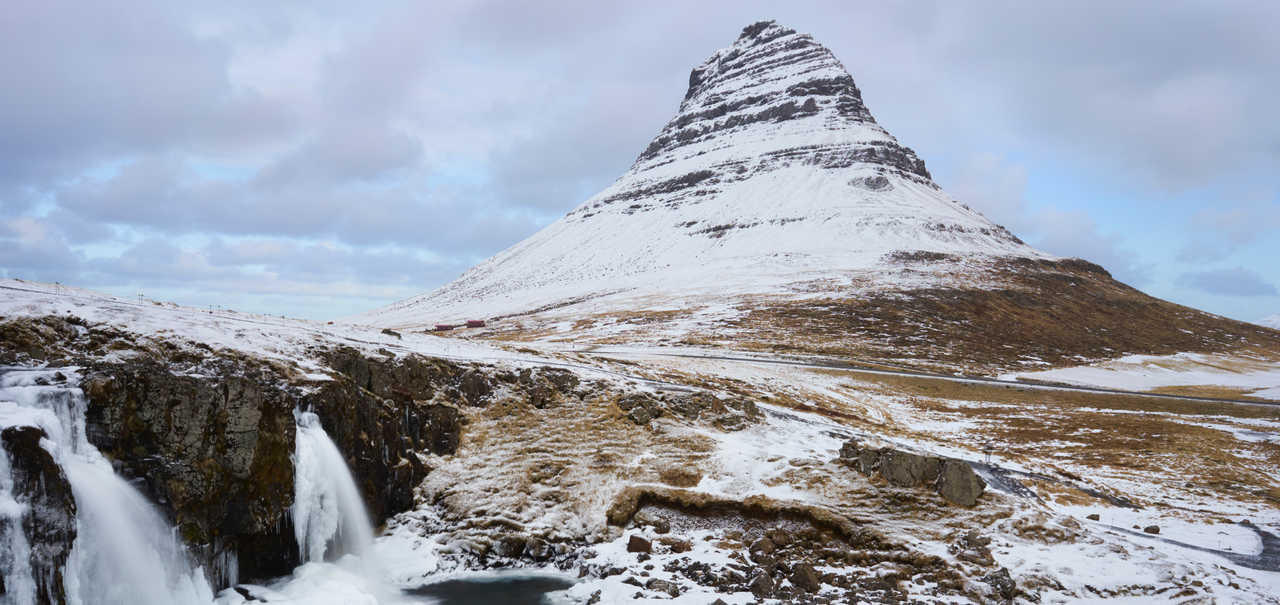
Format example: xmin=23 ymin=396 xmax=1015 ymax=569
xmin=0 ymin=441 xmax=38 ymax=604
xmin=0 ymin=367 xmax=215 ymax=605
xmin=292 ymin=410 xmax=375 ymax=564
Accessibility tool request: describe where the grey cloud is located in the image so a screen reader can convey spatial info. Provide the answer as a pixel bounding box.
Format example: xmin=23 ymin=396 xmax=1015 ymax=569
xmin=255 ymin=125 xmax=424 ymax=188
xmin=0 ymin=218 xmax=85 ymax=280
xmin=0 ymin=2 xmax=297 ymax=186
xmin=3 ymin=1 xmax=1277 ymax=320
xmin=1178 ymin=267 xmax=1278 ymax=297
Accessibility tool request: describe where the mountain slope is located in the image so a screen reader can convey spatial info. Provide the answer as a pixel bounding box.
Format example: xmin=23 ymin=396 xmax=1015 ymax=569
xmin=358 ymin=21 xmax=1280 ymax=373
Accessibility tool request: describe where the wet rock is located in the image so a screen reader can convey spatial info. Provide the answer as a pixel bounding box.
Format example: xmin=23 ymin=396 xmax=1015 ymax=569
xmin=627 ymin=535 xmax=653 ymax=553
xmin=2 ymin=425 xmax=77 ymax=605
xmin=790 ymin=562 xmax=821 ymax=592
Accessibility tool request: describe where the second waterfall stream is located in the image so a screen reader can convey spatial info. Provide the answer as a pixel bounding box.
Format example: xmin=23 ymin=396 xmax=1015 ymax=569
xmin=292 ymin=409 xmax=376 ymax=563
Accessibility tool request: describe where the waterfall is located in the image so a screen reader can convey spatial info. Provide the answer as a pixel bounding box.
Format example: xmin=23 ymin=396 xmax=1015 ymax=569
xmin=0 ymin=443 xmax=38 ymax=604
xmin=291 ymin=410 xmax=375 ymax=564
xmin=0 ymin=367 xmax=215 ymax=605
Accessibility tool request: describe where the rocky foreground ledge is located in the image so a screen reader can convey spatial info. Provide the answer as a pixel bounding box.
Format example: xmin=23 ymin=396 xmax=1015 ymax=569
xmin=0 ymin=315 xmax=588 ymax=585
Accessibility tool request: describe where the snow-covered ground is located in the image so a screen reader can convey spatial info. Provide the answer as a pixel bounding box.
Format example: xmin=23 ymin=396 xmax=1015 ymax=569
xmin=5 ymin=277 xmax=1280 ymax=602
xmin=1003 ymin=351 xmax=1280 ymax=401
xmin=0 ymin=278 xmax=534 ymax=374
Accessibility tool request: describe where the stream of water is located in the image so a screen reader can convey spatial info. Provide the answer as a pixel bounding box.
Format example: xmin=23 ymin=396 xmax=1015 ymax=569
xmin=0 ymin=369 xmax=572 ymax=605
xmin=0 ymin=367 xmax=215 ymax=605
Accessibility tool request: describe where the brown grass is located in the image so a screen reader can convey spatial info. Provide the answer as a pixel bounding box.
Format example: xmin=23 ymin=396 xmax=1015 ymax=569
xmin=731 ymin=262 xmax=1280 ymax=372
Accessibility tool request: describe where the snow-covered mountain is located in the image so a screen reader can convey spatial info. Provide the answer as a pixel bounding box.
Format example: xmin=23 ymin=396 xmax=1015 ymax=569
xmin=364 ymin=22 xmax=1042 ymax=322
xmin=358 ymin=21 xmax=1280 ymax=372
xmin=1259 ymin=314 xmax=1280 ymax=330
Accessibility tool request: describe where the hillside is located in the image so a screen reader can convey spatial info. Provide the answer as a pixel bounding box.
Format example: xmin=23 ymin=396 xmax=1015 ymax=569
xmin=356 ymin=21 xmax=1280 ymax=374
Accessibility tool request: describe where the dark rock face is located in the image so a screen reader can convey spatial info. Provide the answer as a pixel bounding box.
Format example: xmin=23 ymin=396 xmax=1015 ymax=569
xmin=78 ymin=347 xmax=478 ymax=585
xmin=840 ymin=439 xmax=986 ymax=506
xmin=81 ymin=359 xmax=299 ymax=582
xmin=2 ymin=425 xmax=77 ymax=605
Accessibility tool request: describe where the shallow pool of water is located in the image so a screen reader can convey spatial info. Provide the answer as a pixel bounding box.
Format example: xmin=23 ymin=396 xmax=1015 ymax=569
xmin=404 ymin=574 xmax=576 ymax=604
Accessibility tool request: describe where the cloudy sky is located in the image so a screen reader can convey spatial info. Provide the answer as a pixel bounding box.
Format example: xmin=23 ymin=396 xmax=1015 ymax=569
xmin=2 ymin=1 xmax=1277 ymax=322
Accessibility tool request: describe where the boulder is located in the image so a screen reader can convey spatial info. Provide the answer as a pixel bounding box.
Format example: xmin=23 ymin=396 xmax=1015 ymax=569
xmin=748 ymin=571 xmax=775 ymax=598
xmin=618 ymin=394 xmax=662 ymax=425
xmin=981 ymin=567 xmax=1017 ymax=602
xmin=936 ymin=459 xmax=985 ymax=506
xmin=790 ymin=562 xmax=822 ymax=593
xmin=644 ymin=578 xmax=680 ymax=597
xmin=627 ymin=535 xmax=652 ymax=553
xmin=749 ymin=537 xmax=777 ymax=556
xmin=840 ymin=438 xmax=985 ymax=507
xmin=880 ymin=449 xmax=942 ymax=487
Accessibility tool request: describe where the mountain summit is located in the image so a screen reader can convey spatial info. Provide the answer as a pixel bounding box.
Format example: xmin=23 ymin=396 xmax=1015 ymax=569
xmin=362 ymin=21 xmax=1276 ymax=372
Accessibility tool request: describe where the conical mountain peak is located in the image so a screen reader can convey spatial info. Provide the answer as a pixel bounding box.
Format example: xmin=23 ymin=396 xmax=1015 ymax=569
xmin=633 ymin=20 xmax=929 ymax=182
xmin=364 ymin=22 xmax=1043 ymax=327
